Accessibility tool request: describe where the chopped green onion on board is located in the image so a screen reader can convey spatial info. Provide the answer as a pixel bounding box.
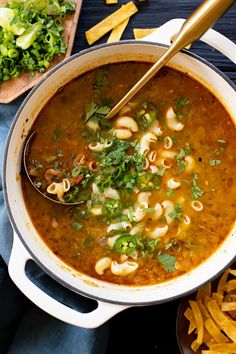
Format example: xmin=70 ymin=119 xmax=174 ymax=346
xmin=0 ymin=0 xmax=75 ymax=82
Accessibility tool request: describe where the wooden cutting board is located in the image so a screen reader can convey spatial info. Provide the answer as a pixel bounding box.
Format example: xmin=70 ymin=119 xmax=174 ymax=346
xmin=0 ymin=0 xmax=83 ymax=103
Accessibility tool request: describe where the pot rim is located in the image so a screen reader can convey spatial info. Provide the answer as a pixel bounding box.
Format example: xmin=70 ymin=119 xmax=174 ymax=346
xmin=3 ymin=40 xmax=236 ymax=305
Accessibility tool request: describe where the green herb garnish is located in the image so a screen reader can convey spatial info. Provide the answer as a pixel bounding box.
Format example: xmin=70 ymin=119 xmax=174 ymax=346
xmin=157 ymin=252 xmax=176 ymax=272
xmin=0 ymin=0 xmax=75 ymax=81
xmin=209 ymin=159 xmax=222 ymax=166
xmin=53 ymin=127 xmax=62 ymax=141
xmin=192 ymin=173 xmax=203 ymax=200
xmin=93 ymin=68 xmax=109 ymax=96
xmin=175 ymin=97 xmax=189 ymax=108
xmin=168 ymin=204 xmax=183 ymax=221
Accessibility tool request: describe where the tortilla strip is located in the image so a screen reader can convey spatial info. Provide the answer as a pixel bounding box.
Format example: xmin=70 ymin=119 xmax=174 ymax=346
xmin=105 ymin=0 xmax=118 ymax=4
xmin=225 ymin=279 xmax=236 ymax=293
xmin=207 ymin=300 xmax=236 ymax=342
xmin=184 ymin=307 xmax=196 ymax=334
xmin=221 ymin=302 xmax=236 ymax=311
xmin=197 ymin=282 xmax=212 ymax=299
xmin=133 ymin=27 xmax=192 ymax=50
xmin=133 ymin=28 xmax=156 ymax=39
xmin=197 ymin=299 xmax=229 ymax=343
xmin=189 ymin=300 xmax=204 ymax=344
xmin=210 ymin=343 xmax=236 ymax=352
xmin=86 ymin=2 xmax=138 ymax=45
xmin=212 ymin=292 xmax=224 ymax=307
xmin=205 ymin=318 xmax=229 ymax=343
xmin=202 ymin=351 xmax=231 ymax=354
xmin=217 ymin=269 xmax=230 ymax=295
xmin=190 ymin=338 xmax=201 ymax=352
xmin=229 ymin=269 xmax=236 ymax=277
xmin=107 ymin=17 xmax=129 ymax=42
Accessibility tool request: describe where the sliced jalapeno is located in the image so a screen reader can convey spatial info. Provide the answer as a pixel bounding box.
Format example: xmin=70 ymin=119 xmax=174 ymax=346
xmin=136 ymin=173 xmax=161 ymax=191
xmin=136 ymin=101 xmax=157 ymax=130
xmin=102 ymin=199 xmax=123 ymax=219
xmin=114 ymin=234 xmax=137 ymax=255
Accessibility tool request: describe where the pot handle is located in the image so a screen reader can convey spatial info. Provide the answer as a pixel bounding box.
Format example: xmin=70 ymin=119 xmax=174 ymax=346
xmin=142 ymin=18 xmax=236 ymax=64
xmin=8 ymin=232 xmax=128 ymax=328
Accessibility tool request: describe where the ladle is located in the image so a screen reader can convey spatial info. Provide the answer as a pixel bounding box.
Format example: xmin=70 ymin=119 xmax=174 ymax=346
xmin=23 ymin=130 xmax=83 ymax=205
xmin=23 ymin=0 xmax=235 ymax=205
xmin=106 ymin=0 xmax=235 ymax=120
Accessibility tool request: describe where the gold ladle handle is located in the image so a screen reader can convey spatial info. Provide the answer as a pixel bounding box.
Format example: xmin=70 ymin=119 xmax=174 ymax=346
xmin=106 ymin=0 xmax=235 ymax=120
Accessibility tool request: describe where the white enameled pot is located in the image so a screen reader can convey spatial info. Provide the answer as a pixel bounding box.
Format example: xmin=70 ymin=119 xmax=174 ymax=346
xmin=3 ymin=19 xmax=236 ymax=328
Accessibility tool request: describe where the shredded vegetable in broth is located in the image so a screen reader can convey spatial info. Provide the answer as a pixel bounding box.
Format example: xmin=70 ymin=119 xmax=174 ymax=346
xmin=22 ymin=62 xmax=236 ymax=286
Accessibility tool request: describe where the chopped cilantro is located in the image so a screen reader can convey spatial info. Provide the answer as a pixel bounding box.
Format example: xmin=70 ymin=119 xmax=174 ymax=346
xmin=53 ymin=127 xmax=62 ymax=141
xmin=72 ymin=221 xmax=83 ymax=230
xmin=137 ymin=238 xmax=159 ymax=258
xmin=175 ymin=97 xmax=189 ymax=108
xmin=34 ymin=181 xmax=42 ymax=189
xmin=184 ymin=143 xmax=191 ymax=155
xmin=175 ymin=145 xmax=191 ymax=174
xmin=192 ymin=173 xmax=203 ymax=200
xmin=168 ymin=204 xmax=183 ymax=221
xmin=177 ymin=112 xmax=184 ymax=121
xmin=95 ymin=138 xmax=145 ymax=192
xmin=166 ymin=188 xmax=174 ymax=196
xmin=84 ymin=101 xmax=98 ymax=121
xmin=157 ymin=252 xmax=176 ymax=272
xmin=83 ymin=101 xmax=111 ymax=130
xmin=156 ymin=168 xmax=166 ymax=176
xmin=142 ymin=207 xmax=155 ymax=214
xmin=209 ymin=159 xmax=221 ymax=166
xmin=93 ymin=68 xmax=109 ymax=96
xmin=177 ymin=160 xmax=187 ymax=174
xmin=57 ymin=149 xmax=63 ymax=157
xmin=214 ymin=147 xmax=224 ymax=155
xmin=34 ymin=160 xmax=44 ymax=169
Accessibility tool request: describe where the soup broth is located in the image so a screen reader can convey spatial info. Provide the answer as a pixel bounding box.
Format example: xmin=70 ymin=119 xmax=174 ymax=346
xmin=22 ymin=62 xmax=236 ymax=286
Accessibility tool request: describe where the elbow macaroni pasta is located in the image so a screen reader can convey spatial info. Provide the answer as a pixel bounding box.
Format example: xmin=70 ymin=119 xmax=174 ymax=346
xmin=95 ymin=257 xmax=112 ymax=275
xmin=139 ymin=132 xmax=157 ymax=155
xmin=115 ymin=116 xmax=139 ymax=132
xmin=162 ymin=200 xmax=175 ymax=224
xmin=113 ymin=128 xmax=132 ymax=140
xmin=47 ymin=178 xmax=70 ymax=202
xmin=166 ymin=106 xmax=184 ymax=131
xmin=148 ymin=119 xmax=163 ymax=136
xmin=111 ymin=261 xmax=138 ymax=276
xmin=148 ymin=225 xmax=169 ymax=239
xmin=88 ymin=141 xmax=113 ymax=152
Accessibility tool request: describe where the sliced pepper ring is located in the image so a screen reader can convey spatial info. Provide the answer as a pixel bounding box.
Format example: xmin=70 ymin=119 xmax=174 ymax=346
xmin=135 ymin=101 xmax=157 ymax=130
xmin=114 ymin=234 xmax=137 ymax=255
xmin=136 ymin=173 xmax=161 ymax=191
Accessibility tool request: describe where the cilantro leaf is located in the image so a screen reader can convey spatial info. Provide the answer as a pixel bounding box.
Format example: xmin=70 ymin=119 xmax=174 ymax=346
xmin=209 ymin=159 xmax=221 ymax=166
xmin=157 ymin=252 xmax=176 ymax=272
xmin=168 ymin=204 xmax=183 ymax=221
xmin=72 ymin=221 xmax=83 ymax=230
xmin=93 ymin=68 xmax=108 ymax=96
xmin=175 ymin=97 xmax=189 ymax=108
xmin=85 ymin=101 xmax=98 ymax=121
xmin=192 ymin=173 xmax=203 ymax=200
xmin=83 ymin=101 xmax=111 ymax=129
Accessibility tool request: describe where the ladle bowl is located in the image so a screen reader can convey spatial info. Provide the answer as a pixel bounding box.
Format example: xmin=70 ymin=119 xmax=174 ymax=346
xmin=23 ymin=129 xmax=84 ymax=206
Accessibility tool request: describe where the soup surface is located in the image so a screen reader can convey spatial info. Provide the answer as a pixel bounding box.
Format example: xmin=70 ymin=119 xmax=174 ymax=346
xmin=22 ymin=62 xmax=236 ymax=286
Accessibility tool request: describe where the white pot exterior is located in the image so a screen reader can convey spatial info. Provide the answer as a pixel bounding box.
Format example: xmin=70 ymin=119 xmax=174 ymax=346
xmin=3 ymin=41 xmax=236 ymax=307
